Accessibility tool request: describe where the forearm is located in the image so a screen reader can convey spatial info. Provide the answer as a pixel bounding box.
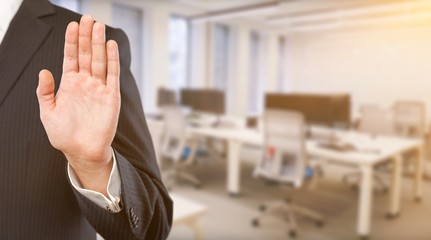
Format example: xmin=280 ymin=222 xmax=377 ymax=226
xmin=71 ymin=150 xmax=173 ymax=239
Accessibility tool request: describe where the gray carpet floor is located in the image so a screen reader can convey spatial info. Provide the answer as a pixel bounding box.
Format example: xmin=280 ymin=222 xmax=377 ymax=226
xmin=167 ymin=154 xmax=431 ymax=240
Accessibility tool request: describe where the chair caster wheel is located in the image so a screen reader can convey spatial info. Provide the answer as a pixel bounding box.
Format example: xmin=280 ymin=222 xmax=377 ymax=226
xmin=288 ymin=230 xmax=297 ymax=238
xmin=316 ymin=220 xmax=324 ymax=227
xmin=386 ymin=212 xmax=400 ymax=220
xmin=359 ymin=235 xmax=368 ymax=240
xmin=318 ymin=169 xmax=324 ymax=177
xmin=228 ymin=192 xmax=240 ymax=198
xmin=259 ymin=205 xmax=266 ymax=212
xmin=251 ymin=219 xmax=259 ymax=227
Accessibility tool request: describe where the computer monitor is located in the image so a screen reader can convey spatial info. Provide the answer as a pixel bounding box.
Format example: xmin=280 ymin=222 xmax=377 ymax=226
xmin=157 ymin=87 xmax=177 ymax=107
xmin=179 ymin=88 xmax=195 ymax=108
xmin=265 ymin=93 xmax=350 ymax=128
xmin=331 ymin=94 xmax=351 ymax=128
xmin=180 ymin=89 xmax=225 ymax=115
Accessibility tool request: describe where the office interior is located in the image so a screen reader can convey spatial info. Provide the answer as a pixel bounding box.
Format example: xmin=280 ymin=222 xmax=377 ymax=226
xmin=53 ymin=0 xmax=431 ymax=239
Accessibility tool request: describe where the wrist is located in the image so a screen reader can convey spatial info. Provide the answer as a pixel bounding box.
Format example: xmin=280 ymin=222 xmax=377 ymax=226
xmin=68 ymin=149 xmax=114 ymax=197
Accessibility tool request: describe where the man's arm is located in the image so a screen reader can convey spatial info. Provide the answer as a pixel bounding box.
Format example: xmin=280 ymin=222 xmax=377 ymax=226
xmin=36 ymin=16 xmax=118 ymax=196
xmin=73 ymin=24 xmax=173 ymax=239
xmin=36 ymin=15 xmax=172 ymax=239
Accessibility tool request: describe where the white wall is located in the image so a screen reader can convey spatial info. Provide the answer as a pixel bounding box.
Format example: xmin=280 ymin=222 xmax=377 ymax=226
xmin=110 ymin=0 xmax=205 ymax=113
xmin=143 ymin=5 xmax=170 ymax=113
xmin=217 ymin=21 xmax=281 ymax=117
xmin=229 ymin=25 xmax=251 ymax=117
xmin=262 ymin=33 xmax=279 ymax=93
xmin=78 ymin=1 xmax=431 ymax=123
xmin=190 ymin=22 xmax=210 ymax=88
xmin=79 ymin=0 xmax=282 ymax=117
xmin=286 ymin=25 xmax=431 ymax=120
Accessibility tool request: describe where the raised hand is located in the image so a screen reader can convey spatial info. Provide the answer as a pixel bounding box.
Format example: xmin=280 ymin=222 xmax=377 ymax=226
xmin=36 ymin=15 xmax=120 ymax=196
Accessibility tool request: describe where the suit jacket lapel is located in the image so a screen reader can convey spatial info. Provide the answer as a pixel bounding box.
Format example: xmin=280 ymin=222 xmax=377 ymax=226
xmin=0 ymin=0 xmax=55 ymax=107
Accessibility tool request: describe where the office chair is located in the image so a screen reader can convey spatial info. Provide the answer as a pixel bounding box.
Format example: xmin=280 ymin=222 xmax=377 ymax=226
xmin=251 ymin=110 xmax=324 ymax=238
xmin=161 ymin=106 xmax=201 ymax=189
xmin=393 ymin=101 xmax=426 ymax=138
xmin=357 ymin=105 xmax=395 ymax=136
xmin=393 ymin=101 xmax=426 ymax=176
xmin=343 ymin=105 xmax=395 ymax=192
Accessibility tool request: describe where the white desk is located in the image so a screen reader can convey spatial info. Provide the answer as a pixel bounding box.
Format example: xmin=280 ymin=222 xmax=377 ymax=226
xmin=172 ymin=193 xmax=208 ymax=240
xmin=308 ymin=129 xmax=424 ymax=239
xmin=147 ymin=119 xmax=424 ymax=239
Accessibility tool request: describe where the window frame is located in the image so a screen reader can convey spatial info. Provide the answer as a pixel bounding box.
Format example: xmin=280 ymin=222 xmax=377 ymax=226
xmin=50 ymin=0 xmax=82 ymax=12
xmin=168 ymin=14 xmax=192 ymax=91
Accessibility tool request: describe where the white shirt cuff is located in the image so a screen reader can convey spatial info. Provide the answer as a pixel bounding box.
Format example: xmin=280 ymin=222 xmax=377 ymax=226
xmin=67 ymin=149 xmax=122 ymax=213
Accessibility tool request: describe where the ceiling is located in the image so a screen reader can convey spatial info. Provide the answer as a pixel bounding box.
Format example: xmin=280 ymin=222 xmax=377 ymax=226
xmin=165 ymin=0 xmax=431 ymax=32
xmin=172 ymin=0 xmax=410 ymax=13
xmin=174 ymin=0 xmax=277 ymax=10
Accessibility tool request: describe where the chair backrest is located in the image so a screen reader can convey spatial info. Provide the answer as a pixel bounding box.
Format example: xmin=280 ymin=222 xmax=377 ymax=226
xmin=358 ymin=105 xmax=394 ymax=136
xmin=393 ymin=101 xmax=426 ymax=138
xmin=254 ymin=109 xmax=306 ymax=187
xmin=160 ymin=106 xmax=186 ymax=162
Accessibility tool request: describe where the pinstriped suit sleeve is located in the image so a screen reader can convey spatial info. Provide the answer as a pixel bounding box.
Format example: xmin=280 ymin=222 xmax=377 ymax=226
xmin=70 ymin=28 xmax=173 ymax=240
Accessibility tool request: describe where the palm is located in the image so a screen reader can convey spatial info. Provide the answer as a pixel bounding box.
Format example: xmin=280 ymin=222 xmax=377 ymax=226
xmin=47 ymin=71 xmax=119 ymax=162
xmin=37 ymin=16 xmax=120 ymax=170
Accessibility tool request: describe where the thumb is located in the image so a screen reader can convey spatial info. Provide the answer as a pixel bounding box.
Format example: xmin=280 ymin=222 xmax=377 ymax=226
xmin=36 ymin=69 xmax=56 ymax=112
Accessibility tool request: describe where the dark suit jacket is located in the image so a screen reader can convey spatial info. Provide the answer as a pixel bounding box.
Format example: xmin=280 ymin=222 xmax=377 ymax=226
xmin=0 ymin=0 xmax=173 ymax=239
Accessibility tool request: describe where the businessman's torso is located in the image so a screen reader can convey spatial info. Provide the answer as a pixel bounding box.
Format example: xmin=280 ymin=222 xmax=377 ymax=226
xmin=0 ymin=1 xmax=111 ymax=239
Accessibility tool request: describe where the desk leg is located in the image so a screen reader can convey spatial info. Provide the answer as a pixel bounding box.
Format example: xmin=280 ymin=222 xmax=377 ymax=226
xmin=358 ymin=165 xmax=373 ymax=238
xmin=414 ymin=146 xmax=424 ymax=202
xmin=188 ymin=221 xmax=204 ymax=240
xmin=227 ymin=140 xmax=241 ymax=196
xmin=388 ymin=155 xmax=402 ymax=218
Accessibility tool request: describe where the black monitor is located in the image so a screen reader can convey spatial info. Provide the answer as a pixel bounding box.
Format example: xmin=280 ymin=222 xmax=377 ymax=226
xmin=265 ymin=93 xmax=350 ymax=128
xmin=180 ymin=89 xmax=225 ymax=115
xmin=179 ymin=88 xmax=195 ymax=108
xmin=157 ymin=88 xmax=177 ymax=107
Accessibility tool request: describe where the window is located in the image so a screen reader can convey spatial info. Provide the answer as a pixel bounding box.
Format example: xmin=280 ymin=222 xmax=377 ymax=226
xmin=248 ymin=31 xmax=263 ymax=114
xmin=278 ymin=36 xmax=286 ymax=91
xmin=169 ymin=16 xmax=190 ymax=91
xmin=213 ymin=24 xmax=231 ymax=90
xmin=112 ymin=4 xmax=144 ymax=94
xmin=50 ymin=0 xmax=81 ymax=12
